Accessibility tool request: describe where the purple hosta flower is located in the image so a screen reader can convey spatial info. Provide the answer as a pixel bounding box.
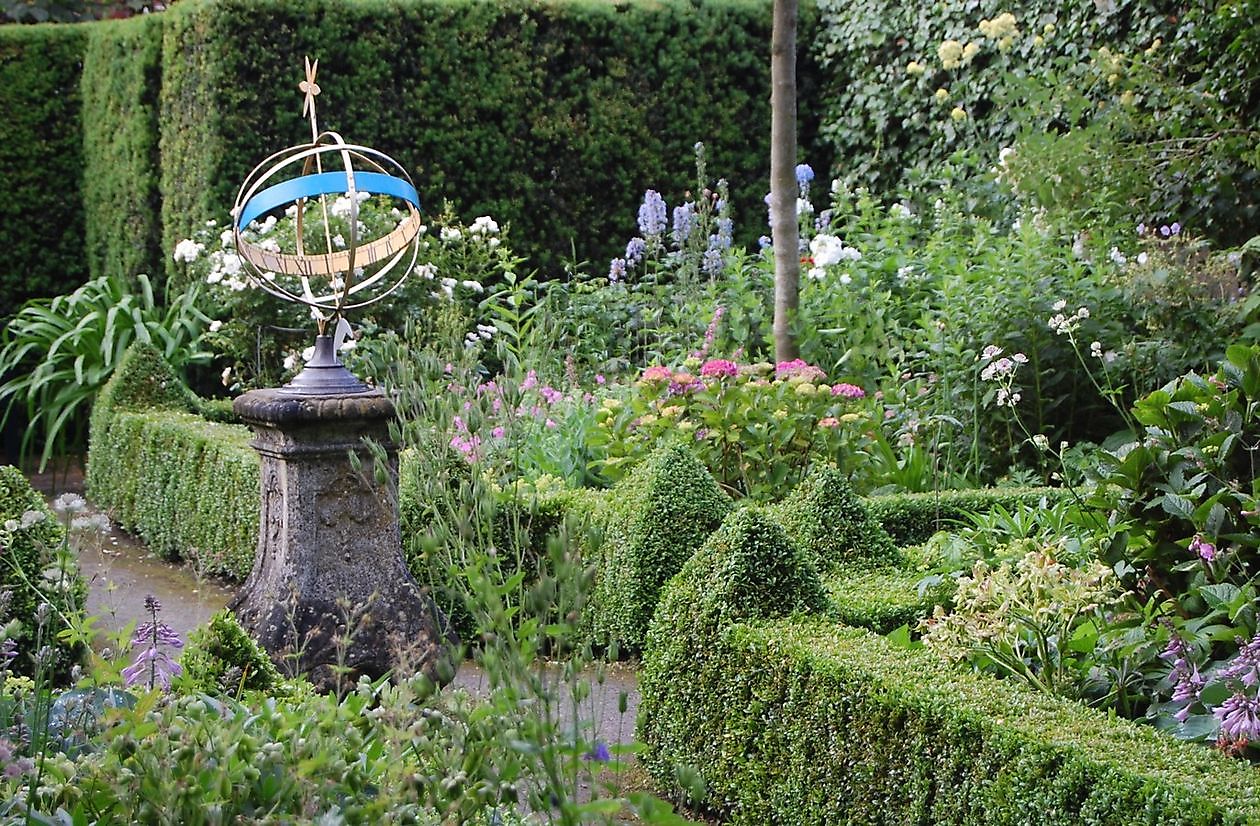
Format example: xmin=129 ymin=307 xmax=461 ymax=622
xmin=637 ymin=190 xmax=667 ymax=237
xmin=625 ymin=237 xmax=647 ymax=266
xmin=672 ymin=203 xmax=696 ymax=245
xmin=1216 ymin=693 xmax=1260 ymax=741
xmin=1221 ymin=632 xmax=1260 ymax=689
xmin=831 ymin=383 xmax=865 ymax=400
xmin=608 ymin=257 xmax=627 ymax=284
xmin=123 ymin=595 xmax=183 ymax=692
xmin=700 ymin=359 xmax=739 ymax=379
xmin=0 ymin=638 xmax=15 ymax=670
xmin=1190 ymin=535 xmax=1217 ymax=563
xmin=794 ymin=163 xmax=815 ymax=189
xmin=583 ymin=741 xmax=612 ymax=762
xmin=1161 ymin=634 xmax=1206 ymax=722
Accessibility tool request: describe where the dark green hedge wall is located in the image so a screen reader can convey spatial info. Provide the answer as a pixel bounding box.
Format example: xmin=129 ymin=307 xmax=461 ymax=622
xmin=157 ymin=0 xmax=826 ymax=280
xmin=0 ymin=24 xmax=87 ymax=316
xmin=82 ymin=15 xmax=164 ymax=286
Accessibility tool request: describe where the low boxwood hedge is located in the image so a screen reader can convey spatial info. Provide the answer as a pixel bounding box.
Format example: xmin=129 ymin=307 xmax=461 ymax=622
xmin=639 ymin=503 xmax=1260 ymax=823
xmin=864 ymin=486 xmax=1068 ymax=546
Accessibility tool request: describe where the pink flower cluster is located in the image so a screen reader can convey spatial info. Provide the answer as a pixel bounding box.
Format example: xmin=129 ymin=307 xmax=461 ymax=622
xmin=700 ymin=359 xmax=739 ymax=379
xmin=830 ymin=382 xmax=865 ymax=399
xmin=774 ymin=359 xmax=827 ymax=381
xmin=641 ymin=365 xmax=673 ymax=383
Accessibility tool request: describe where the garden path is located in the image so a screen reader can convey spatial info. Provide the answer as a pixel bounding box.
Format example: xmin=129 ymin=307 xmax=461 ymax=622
xmin=25 ymin=463 xmax=643 ymax=748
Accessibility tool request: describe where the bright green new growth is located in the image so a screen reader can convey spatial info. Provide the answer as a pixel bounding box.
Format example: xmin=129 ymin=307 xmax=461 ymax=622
xmin=0 ymin=466 xmax=86 ymax=680
xmin=638 ymin=506 xmax=827 ymax=804
xmin=770 ymin=466 xmax=899 ymax=573
xmin=591 ymin=443 xmax=731 ymax=654
xmin=180 ymin=609 xmax=282 ymax=695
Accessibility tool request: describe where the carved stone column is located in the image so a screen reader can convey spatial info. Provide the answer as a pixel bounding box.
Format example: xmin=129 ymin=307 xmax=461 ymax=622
xmin=230 ymin=388 xmax=453 ymax=690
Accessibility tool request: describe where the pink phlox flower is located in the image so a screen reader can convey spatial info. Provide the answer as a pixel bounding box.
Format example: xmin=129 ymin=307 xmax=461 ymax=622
xmin=540 ymin=386 xmax=564 ymax=405
xmin=700 ymin=359 xmax=739 ymax=379
xmin=595 ymin=374 xmax=606 ymax=385
xmin=831 ymin=382 xmax=865 ymax=399
xmin=545 ymin=419 xmax=558 ymax=429
xmin=640 ymin=365 xmax=672 ymax=384
xmin=492 ymin=426 xmax=506 ymax=439
xmin=522 ymin=370 xmax=539 ymax=390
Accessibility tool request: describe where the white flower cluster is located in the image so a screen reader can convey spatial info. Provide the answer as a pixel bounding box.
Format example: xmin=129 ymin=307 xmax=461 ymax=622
xmin=173 ymin=238 xmax=205 ymax=264
xmin=329 ymin=191 xmax=371 ymax=219
xmin=979 ymin=350 xmax=1028 ymax=381
xmin=979 ymin=345 xmax=1027 ymax=407
xmin=465 ymin=323 xmax=497 ymax=346
xmin=469 ymin=216 xmax=499 ymax=235
xmin=808 ymin=234 xmax=862 ymax=280
xmin=1048 ymin=301 xmax=1090 ymax=336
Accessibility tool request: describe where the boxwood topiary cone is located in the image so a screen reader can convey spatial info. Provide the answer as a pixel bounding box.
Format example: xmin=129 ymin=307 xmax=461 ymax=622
xmin=770 ymin=465 xmax=900 ymax=573
xmin=591 ymin=443 xmax=731 ymax=655
xmin=638 ymin=506 xmax=827 ymax=795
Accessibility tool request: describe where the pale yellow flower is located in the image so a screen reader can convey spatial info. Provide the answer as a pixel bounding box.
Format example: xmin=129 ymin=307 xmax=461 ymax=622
xmin=962 ymin=42 xmax=980 ymax=64
xmin=950 ymin=106 xmax=967 ymax=122
xmin=979 ymin=12 xmax=1018 ymax=40
xmin=906 ymin=60 xmax=926 ymax=76
xmin=938 ymin=39 xmax=964 ymax=70
xmin=934 ymin=87 xmax=950 ymax=103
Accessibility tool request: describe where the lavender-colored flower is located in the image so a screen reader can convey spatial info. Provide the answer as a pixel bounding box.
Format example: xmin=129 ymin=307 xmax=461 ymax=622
xmin=1171 ymin=221 xmax=1182 ymax=236
xmin=1221 ymin=632 xmax=1260 ymax=688
xmin=716 ymin=217 xmax=734 ymax=249
xmin=583 ymin=741 xmax=612 ymax=762
xmin=1189 ymin=535 xmax=1217 ymax=562
xmin=125 ymin=594 xmax=184 ymax=692
xmin=795 ymin=163 xmax=815 ymax=188
xmin=0 ymin=638 xmax=15 ymax=669
xmin=672 ymin=203 xmax=695 ymax=245
xmin=1136 ymin=222 xmax=1147 ymax=235
xmin=608 ymin=258 xmax=627 ymax=284
xmin=637 ymin=190 xmax=667 ymax=237
xmin=702 ymin=247 xmax=724 ymax=278
xmin=625 ymin=237 xmax=647 ymax=266
xmin=758 ymin=235 xmax=772 ymax=250
xmin=1159 ymin=224 xmax=1172 ymax=237
xmin=1215 ymin=693 xmax=1260 ymax=741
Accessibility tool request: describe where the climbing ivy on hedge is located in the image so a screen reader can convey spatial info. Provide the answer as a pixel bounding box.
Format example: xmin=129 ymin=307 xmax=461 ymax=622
xmin=82 ymin=15 xmax=164 ymax=286
xmin=0 ymin=23 xmax=87 ymax=314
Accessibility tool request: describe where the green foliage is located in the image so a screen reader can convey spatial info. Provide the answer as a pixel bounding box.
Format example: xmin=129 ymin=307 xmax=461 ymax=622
xmin=823 ymin=565 xmax=941 ymax=634
xmin=0 ymin=274 xmax=211 ymax=469
xmin=87 ymin=343 xmax=258 ymax=579
xmin=0 ymin=466 xmax=85 ymax=680
xmin=592 ymin=360 xmax=877 ymax=500
xmin=0 ymin=23 xmax=87 ymax=313
xmin=81 ymin=15 xmax=164 ymax=286
xmin=769 ymin=465 xmax=899 ymax=573
xmin=157 ymin=0 xmax=826 ymax=281
xmin=643 ymin=617 xmax=1260 ymax=823
xmin=591 ymin=444 xmax=732 ymax=654
xmin=637 ymin=507 xmax=827 ymax=803
xmin=180 ymin=610 xmax=282 ymax=695
xmin=864 ymin=486 xmax=1068 ymax=546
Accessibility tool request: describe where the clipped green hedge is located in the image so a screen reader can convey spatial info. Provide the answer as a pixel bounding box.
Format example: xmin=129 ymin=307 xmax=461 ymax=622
xmin=181 ymin=608 xmax=282 ymax=694
xmin=82 ymin=15 xmax=164 ymax=285
xmin=156 ymin=0 xmax=825 ymax=279
xmin=0 ymin=466 xmax=86 ymax=680
xmin=770 ymin=466 xmax=899 ymax=573
xmin=641 ymin=493 xmax=1260 ymax=822
xmin=591 ymin=443 xmax=731 ymax=654
xmin=87 ymin=343 xmax=260 ymax=580
xmin=864 ymin=486 xmax=1068 ymax=546
xmin=0 ymin=23 xmax=88 ymax=314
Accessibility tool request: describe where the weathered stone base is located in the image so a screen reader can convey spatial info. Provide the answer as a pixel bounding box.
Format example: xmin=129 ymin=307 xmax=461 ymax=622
xmin=231 ymin=387 xmax=455 ymax=692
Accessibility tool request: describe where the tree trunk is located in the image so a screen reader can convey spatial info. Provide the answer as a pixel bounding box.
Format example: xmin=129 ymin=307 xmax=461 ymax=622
xmin=770 ymin=0 xmax=800 ymax=363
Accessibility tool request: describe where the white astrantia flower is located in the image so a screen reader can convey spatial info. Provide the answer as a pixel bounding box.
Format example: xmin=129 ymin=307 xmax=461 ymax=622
xmin=461 ymin=280 xmax=484 ymax=293
xmin=415 ymin=264 xmax=437 ymax=280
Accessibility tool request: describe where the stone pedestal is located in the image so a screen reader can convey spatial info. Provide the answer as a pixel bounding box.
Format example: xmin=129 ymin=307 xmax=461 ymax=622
xmin=230 ymin=388 xmax=454 ymax=691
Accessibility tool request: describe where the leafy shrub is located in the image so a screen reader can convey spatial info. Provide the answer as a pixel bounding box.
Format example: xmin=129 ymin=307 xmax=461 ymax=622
xmin=86 ymin=343 xmax=258 ymax=579
xmin=769 ymin=465 xmax=899 ymax=573
xmin=637 ymin=506 xmax=827 ymax=803
xmin=592 ymin=359 xmax=876 ymax=500
xmin=0 ymin=466 xmax=85 ymax=681
xmin=864 ymin=486 xmax=1067 ymax=546
xmin=0 ymin=274 xmax=211 ymax=469
xmin=823 ymin=565 xmax=941 ymax=634
xmin=180 ymin=610 xmax=282 ymax=695
xmin=643 ymin=617 xmax=1260 ymax=824
xmin=591 ymin=444 xmax=732 ymax=654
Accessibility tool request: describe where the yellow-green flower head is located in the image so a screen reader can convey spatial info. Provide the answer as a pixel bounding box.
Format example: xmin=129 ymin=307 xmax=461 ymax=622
xmin=602 ymin=397 xmax=623 ymax=411
xmin=950 ymin=106 xmax=968 ymax=122
xmin=794 ymin=382 xmax=818 ymax=396
xmin=772 ymin=408 xmax=789 ymax=420
xmin=997 ymin=35 xmax=1014 ymax=52
xmin=906 ymin=60 xmax=926 ymax=76
xmin=678 ymin=420 xmax=696 ymax=433
xmin=660 ymin=405 xmax=684 ymax=419
xmin=962 ymin=42 xmax=980 ymax=64
xmin=682 ymin=356 xmax=702 ymax=371
xmin=938 ymin=39 xmax=964 ymax=70
xmin=934 ymin=87 xmax=951 ymax=103
xmin=978 ymin=12 xmax=1018 ymax=40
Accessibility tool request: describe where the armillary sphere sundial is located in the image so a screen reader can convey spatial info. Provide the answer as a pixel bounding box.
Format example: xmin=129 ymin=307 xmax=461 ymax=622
xmin=232 ymin=56 xmax=423 ymax=394
xmin=229 ymin=59 xmax=453 ymax=692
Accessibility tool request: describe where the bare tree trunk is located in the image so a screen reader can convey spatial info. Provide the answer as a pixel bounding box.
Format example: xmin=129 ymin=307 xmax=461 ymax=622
xmin=770 ymin=0 xmax=800 ymax=363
